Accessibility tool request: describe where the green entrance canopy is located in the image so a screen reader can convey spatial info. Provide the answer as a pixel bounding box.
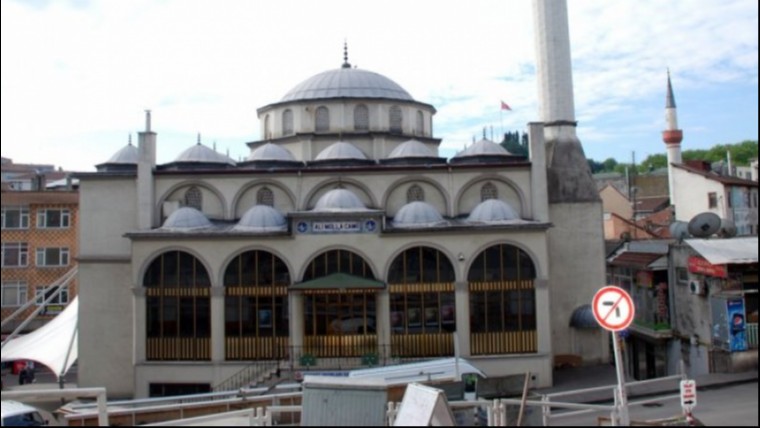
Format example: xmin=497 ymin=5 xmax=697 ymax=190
xmin=290 ymin=272 xmax=385 ymax=291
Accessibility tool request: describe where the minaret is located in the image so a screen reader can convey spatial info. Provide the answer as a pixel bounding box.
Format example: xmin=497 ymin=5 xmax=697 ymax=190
xmin=532 ymin=0 xmax=598 ymax=203
xmin=532 ymin=0 xmax=608 ymax=371
xmin=663 ymin=71 xmax=683 ymax=206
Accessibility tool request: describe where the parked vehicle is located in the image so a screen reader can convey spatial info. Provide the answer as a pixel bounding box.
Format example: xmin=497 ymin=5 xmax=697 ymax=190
xmin=1 ymin=400 xmax=47 ymax=426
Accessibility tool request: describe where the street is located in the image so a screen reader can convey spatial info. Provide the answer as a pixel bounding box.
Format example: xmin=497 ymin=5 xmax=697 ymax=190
xmin=549 ymin=381 xmax=758 ymax=426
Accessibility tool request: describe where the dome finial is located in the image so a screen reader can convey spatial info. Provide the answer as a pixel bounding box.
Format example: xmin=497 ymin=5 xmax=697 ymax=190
xmin=342 ymin=40 xmax=351 ymax=69
xmin=128 ymin=133 xmax=132 ymax=145
xmin=197 ymin=132 xmax=201 ymax=145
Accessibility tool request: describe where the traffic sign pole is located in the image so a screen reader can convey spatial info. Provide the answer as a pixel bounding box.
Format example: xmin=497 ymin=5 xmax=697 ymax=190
xmin=612 ymin=331 xmax=630 ymax=426
xmin=592 ymin=286 xmax=635 ymax=426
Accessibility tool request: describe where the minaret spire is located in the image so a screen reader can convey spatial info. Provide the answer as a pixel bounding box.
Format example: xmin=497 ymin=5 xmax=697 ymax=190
xmin=663 ymin=70 xmax=683 ymax=209
xmin=341 ymin=40 xmax=351 ymax=69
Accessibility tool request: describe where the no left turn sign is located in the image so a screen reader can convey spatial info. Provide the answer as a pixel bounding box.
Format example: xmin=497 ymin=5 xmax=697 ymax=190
xmin=592 ymin=286 xmax=635 ymax=331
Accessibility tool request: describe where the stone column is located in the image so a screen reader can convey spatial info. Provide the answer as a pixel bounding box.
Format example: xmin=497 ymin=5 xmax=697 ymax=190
xmin=210 ymin=287 xmax=226 ymax=362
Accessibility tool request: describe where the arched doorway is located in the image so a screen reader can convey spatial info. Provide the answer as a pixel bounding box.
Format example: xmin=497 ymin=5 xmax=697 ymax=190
xmin=468 ymin=244 xmax=537 ymax=355
xmin=388 ymin=246 xmax=456 ymax=357
xmin=293 ymin=249 xmax=382 ymax=359
xmin=144 ymin=250 xmax=211 ymax=360
xmin=223 ymin=250 xmax=290 ymax=360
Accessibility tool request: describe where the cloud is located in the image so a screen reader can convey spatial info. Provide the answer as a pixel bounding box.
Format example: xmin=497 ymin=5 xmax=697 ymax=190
xmin=1 ymin=0 xmax=757 ymax=171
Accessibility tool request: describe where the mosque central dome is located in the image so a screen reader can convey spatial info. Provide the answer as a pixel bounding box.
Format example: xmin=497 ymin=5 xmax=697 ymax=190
xmin=280 ymin=67 xmax=414 ymax=102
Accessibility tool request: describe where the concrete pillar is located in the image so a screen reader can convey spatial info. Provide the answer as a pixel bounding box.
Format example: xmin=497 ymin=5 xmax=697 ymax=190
xmin=290 ymin=293 xmax=304 ymax=356
xmin=377 ymin=290 xmax=391 ymax=361
xmin=454 ymin=281 xmax=471 ymax=357
xmin=210 ymin=287 xmax=225 ymax=362
xmin=133 ymin=288 xmax=146 ymax=363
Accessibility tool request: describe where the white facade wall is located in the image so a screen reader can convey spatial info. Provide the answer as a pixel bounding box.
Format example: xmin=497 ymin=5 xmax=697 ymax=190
xmin=672 ymin=168 xmax=728 ymax=222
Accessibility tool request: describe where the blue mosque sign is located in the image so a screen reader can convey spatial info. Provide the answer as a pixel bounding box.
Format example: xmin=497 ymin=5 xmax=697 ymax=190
xmin=297 ymin=219 xmax=378 ymax=234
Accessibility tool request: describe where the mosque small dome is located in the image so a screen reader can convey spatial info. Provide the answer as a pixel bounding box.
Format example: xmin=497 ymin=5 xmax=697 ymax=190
xmin=393 ymin=201 xmax=446 ymax=228
xmin=281 ymin=67 xmax=414 ymax=102
xmin=234 ymin=205 xmax=287 ymax=232
xmin=105 ymin=143 xmax=139 ymax=164
xmin=249 ymin=143 xmax=296 ymax=162
xmin=313 ymin=188 xmax=367 ymax=212
xmin=162 ymin=207 xmax=212 ymax=230
xmin=388 ymin=139 xmax=436 ymax=158
xmin=175 ymin=143 xmax=236 ymax=165
xmin=315 ymin=142 xmax=367 ymax=161
xmin=468 ymin=199 xmax=520 ymax=223
xmin=454 ymin=138 xmax=512 ymax=158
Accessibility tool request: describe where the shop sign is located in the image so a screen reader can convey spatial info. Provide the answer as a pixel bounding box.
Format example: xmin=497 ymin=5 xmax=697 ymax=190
xmin=636 ymin=271 xmax=653 ymax=287
xmin=688 ymin=256 xmax=727 ymax=278
xmin=296 ymin=219 xmax=378 ymax=234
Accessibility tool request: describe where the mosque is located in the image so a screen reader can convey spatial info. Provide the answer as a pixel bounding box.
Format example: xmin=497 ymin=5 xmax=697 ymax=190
xmin=76 ymin=0 xmax=606 ymax=398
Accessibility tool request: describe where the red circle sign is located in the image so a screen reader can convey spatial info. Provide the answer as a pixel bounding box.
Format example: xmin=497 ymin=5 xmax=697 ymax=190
xmin=592 ymin=286 xmax=635 ymax=331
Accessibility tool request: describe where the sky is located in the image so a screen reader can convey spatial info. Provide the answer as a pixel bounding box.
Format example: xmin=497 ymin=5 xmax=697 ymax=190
xmin=1 ymin=0 xmax=757 ymax=172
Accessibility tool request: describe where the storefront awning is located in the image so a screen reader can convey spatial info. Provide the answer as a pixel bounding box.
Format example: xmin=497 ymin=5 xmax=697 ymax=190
xmin=608 ymin=252 xmax=667 ymax=270
xmin=569 ymin=304 xmax=599 ymax=329
xmin=686 ymin=237 xmax=759 ymax=265
xmin=291 ymin=273 xmax=386 ymax=291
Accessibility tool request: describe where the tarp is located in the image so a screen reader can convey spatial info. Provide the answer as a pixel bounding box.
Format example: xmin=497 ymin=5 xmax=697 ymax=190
xmin=348 ymin=357 xmax=485 ymax=385
xmin=685 ymin=237 xmax=759 ymax=265
xmin=0 ymin=297 xmax=78 ymax=378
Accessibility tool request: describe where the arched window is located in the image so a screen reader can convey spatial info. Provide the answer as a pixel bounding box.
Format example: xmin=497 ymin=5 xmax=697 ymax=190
xmin=388 ymin=247 xmax=455 ymax=356
xmin=256 ymin=187 xmax=274 ymax=207
xmin=389 ymin=106 xmax=402 ymax=134
xmin=468 ymin=244 xmax=537 ymax=355
xmin=315 ymin=106 xmax=330 ymax=132
xmin=282 ymin=109 xmax=294 ymax=136
xmin=416 ymin=110 xmax=424 ymax=136
xmin=301 ymin=250 xmax=377 ymax=352
xmin=481 ymin=182 xmax=498 ymax=201
xmin=184 ymin=186 xmax=203 ymax=210
xmin=407 ymin=185 xmax=425 ymax=203
xmin=264 ymin=115 xmax=271 ymax=139
xmin=144 ymin=251 xmax=211 ymax=361
xmin=354 ymin=104 xmax=369 ymax=131
xmin=224 ymin=250 xmax=290 ymax=360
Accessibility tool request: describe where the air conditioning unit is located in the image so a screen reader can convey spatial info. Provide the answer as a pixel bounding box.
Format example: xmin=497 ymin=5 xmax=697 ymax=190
xmin=689 ymin=280 xmax=706 ymax=296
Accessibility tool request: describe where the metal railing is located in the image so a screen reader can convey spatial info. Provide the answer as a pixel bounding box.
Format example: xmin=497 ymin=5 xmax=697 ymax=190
xmin=748 ymin=323 xmax=758 ymax=349
xmin=213 ymin=360 xmax=280 ymax=392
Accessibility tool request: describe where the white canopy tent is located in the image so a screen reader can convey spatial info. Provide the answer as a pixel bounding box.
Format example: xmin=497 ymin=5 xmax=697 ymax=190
xmin=1 ymin=297 xmax=78 ymax=379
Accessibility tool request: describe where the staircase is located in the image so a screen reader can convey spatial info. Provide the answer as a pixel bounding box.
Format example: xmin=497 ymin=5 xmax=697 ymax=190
xmin=213 ymin=360 xmax=281 ymax=392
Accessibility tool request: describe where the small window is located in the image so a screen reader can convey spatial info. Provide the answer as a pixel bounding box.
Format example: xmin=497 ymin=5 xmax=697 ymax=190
xmin=1 ymin=281 xmax=28 ymax=307
xmin=708 ymin=192 xmax=718 ymax=209
xmin=389 ymin=106 xmax=402 ymax=134
xmin=37 ymin=209 xmax=71 ymax=229
xmin=282 ymin=109 xmax=294 ymax=136
xmin=184 ymin=186 xmax=203 ymax=211
xmin=354 ymin=105 xmax=369 ymax=131
xmin=35 ymin=285 xmax=69 ymax=306
xmin=416 ymin=110 xmax=424 ymax=136
xmin=264 ymin=115 xmax=271 ymax=139
xmin=481 ymin=182 xmax=498 ymax=201
xmin=315 ymin=106 xmax=330 ymax=132
xmin=1 ymin=206 xmax=30 ymax=229
xmin=257 ymin=187 xmax=275 ymax=207
xmin=407 ymin=185 xmax=425 ymax=203
xmin=36 ymin=247 xmax=70 ymax=267
xmin=1 ymin=242 xmax=28 ymax=267
xmin=676 ymin=267 xmax=689 ymax=285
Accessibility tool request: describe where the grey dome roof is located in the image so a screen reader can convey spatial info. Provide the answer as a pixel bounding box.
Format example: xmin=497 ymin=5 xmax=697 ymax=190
xmin=393 ymin=201 xmax=447 ymax=228
xmin=315 ymin=142 xmax=367 ymax=161
xmin=313 ymin=188 xmax=368 ymax=212
xmin=281 ymin=67 xmax=414 ymax=102
xmin=249 ymin=143 xmax=296 ymax=162
xmin=388 ymin=139 xmax=436 ymax=158
xmin=454 ymin=138 xmax=512 ymax=158
xmin=162 ymin=207 xmax=212 ymax=230
xmin=468 ymin=199 xmax=519 ymax=223
xmin=175 ymin=143 xmax=236 ymax=165
xmin=234 ymin=205 xmax=287 ymax=232
xmin=105 ymin=143 xmax=139 ymax=164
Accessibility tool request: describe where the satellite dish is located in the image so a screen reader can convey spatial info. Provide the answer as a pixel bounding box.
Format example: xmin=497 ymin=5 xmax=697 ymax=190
xmin=688 ymin=212 xmax=722 ymax=238
xmin=669 ymin=221 xmax=691 ymax=241
xmin=719 ymin=218 xmax=737 ymax=238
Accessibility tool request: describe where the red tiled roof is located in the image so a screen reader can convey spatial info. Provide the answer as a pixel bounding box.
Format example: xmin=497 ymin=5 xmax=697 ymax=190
xmin=673 ymin=163 xmax=759 ymax=187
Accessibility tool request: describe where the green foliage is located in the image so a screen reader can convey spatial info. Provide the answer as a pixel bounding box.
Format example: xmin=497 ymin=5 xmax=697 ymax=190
xmin=592 ymin=140 xmax=758 ymax=174
xmin=500 ymin=130 xmax=529 ymax=157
